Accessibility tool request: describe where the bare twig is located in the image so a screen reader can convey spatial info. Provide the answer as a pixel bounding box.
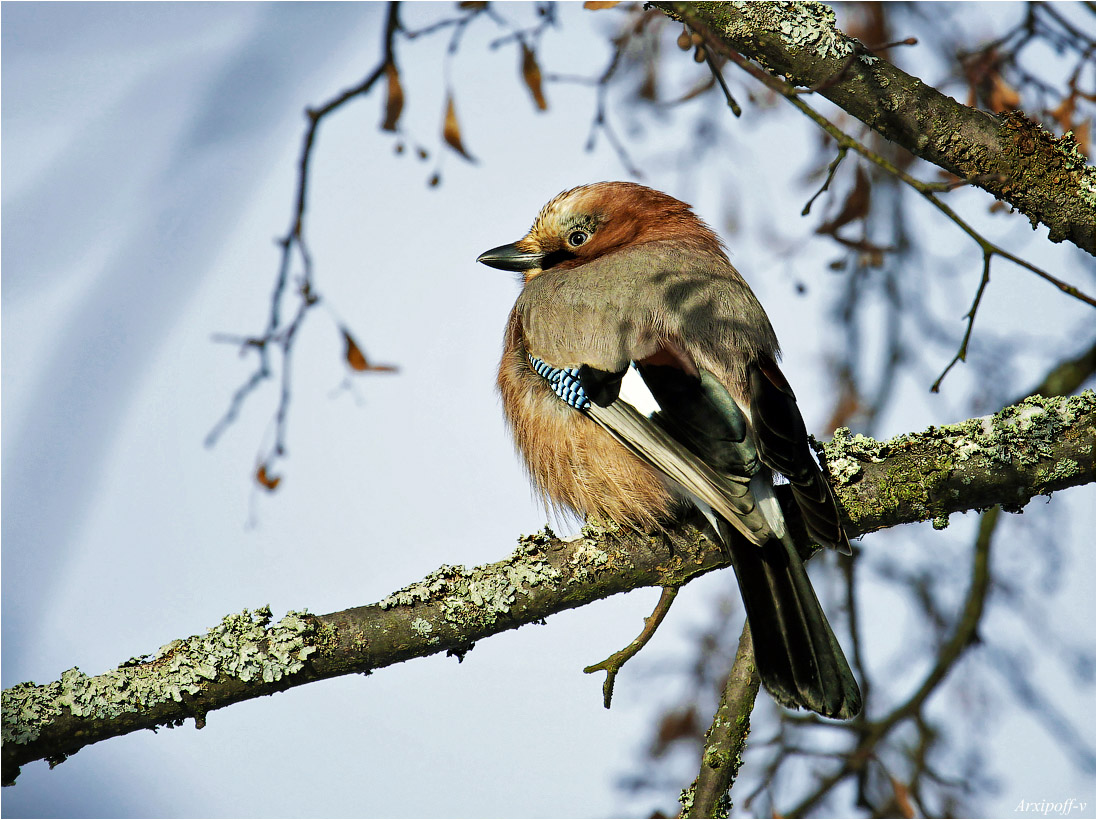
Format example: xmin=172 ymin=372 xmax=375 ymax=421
xmin=584 ymin=585 xmax=679 ymax=708
xmin=930 ymin=249 xmax=992 ymax=392
xmin=722 ymin=49 xmax=1094 ymax=304
xmin=696 ymin=43 xmax=1094 ymax=395
xmin=802 ymin=146 xmax=848 ymax=216
xmin=701 ymin=48 xmax=741 ymax=117
xmin=205 ymin=3 xmax=403 ymax=472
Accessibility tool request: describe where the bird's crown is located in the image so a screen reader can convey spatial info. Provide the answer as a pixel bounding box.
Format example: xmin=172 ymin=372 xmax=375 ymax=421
xmin=518 ymin=181 xmax=724 ymax=273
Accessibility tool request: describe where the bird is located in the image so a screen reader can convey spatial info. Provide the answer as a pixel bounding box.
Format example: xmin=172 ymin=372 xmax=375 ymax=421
xmin=477 ymin=181 xmax=862 ymax=720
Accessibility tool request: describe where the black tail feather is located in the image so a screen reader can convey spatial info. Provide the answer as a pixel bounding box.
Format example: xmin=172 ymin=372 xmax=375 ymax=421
xmin=719 ymin=521 xmax=862 ymax=719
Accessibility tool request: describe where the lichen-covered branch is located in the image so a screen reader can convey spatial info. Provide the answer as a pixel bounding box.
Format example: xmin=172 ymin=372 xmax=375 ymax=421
xmin=824 ymin=391 xmax=1095 ymax=533
xmin=3 ymin=392 xmax=1093 ymax=786
xmin=655 ymin=1 xmax=1096 ymax=255
xmin=680 ymin=624 xmax=760 ymax=819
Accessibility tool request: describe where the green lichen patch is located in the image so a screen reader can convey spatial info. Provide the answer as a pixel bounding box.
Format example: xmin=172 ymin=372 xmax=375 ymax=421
xmin=825 ymin=427 xmax=887 ymax=484
xmin=442 ymin=542 xmax=561 ymax=628
xmin=949 ymin=392 xmax=1093 ymax=468
xmin=2 ymin=682 xmax=64 ymax=745
xmin=410 ymin=618 xmax=435 ymax=639
xmin=2 ymin=607 xmax=317 ymax=746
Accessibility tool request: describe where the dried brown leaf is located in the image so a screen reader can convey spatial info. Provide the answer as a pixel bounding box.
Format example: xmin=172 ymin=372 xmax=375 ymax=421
xmin=256 ymin=464 xmax=281 ymax=492
xmin=817 ymin=165 xmax=871 ymax=235
xmin=987 ymin=72 xmax=1020 ymax=113
xmin=442 ymin=94 xmax=475 ymax=162
xmin=521 ymin=44 xmax=548 ymax=111
xmin=1048 ymin=92 xmax=1077 ymax=133
xmin=650 ymin=707 xmax=699 ymax=758
xmin=825 ymin=373 xmax=863 ymax=433
xmin=890 ymin=776 xmax=916 ymax=818
xmin=381 ymin=61 xmax=403 ymax=132
xmin=583 ymin=1 xmax=621 ymax=8
xmin=342 ymin=328 xmax=398 ymax=374
xmin=344 ymin=329 xmax=369 ymax=372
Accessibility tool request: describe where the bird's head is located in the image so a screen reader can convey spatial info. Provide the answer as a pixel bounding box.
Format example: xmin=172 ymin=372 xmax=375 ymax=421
xmin=477 ymin=181 xmax=724 ymax=281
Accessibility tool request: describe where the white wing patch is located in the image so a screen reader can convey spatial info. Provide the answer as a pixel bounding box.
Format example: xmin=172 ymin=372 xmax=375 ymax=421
xmin=750 ymin=475 xmax=787 ymax=539
xmin=617 ymin=366 xmax=661 ymax=417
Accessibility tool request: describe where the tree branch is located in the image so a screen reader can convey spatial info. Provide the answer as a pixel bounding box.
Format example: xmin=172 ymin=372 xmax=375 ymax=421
xmin=4 ymin=392 xmax=1093 ymax=785
xmin=656 ymin=1 xmax=1096 ymax=255
xmin=680 ymin=623 xmax=760 ymax=819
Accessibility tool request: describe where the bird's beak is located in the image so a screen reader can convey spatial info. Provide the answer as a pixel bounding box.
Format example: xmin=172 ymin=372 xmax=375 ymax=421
xmin=476 ymin=242 xmax=544 ymax=272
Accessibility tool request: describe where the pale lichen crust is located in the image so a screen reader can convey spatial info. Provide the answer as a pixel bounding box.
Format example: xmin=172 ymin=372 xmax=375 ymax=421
xmin=2 ymin=607 xmax=316 ymax=746
xmin=378 ymin=529 xmax=563 ymax=631
xmin=727 ymin=0 xmax=856 ymax=60
xmin=824 ymin=391 xmax=1094 ymax=510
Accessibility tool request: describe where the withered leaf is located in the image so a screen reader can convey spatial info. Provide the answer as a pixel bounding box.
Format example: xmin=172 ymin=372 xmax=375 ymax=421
xmin=256 ymin=464 xmax=282 ymax=492
xmin=342 ymin=327 xmax=398 ymax=374
xmin=1048 ymin=92 xmax=1077 ymax=133
xmin=583 ymin=1 xmax=621 ymax=8
xmin=817 ymin=165 xmax=871 ymax=235
xmin=381 ymin=61 xmax=404 ymax=132
xmin=825 ymin=374 xmax=863 ymax=433
xmin=651 ymin=707 xmax=698 ymax=757
xmin=889 ymin=776 xmax=916 ymax=819
xmin=442 ymin=94 xmax=476 ymax=162
xmin=987 ymin=72 xmax=1020 ymax=113
xmin=521 ymin=44 xmax=548 ymax=111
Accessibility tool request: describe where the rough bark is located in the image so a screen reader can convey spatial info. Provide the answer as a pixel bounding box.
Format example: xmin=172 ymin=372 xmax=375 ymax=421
xmin=3 ymin=391 xmax=1094 ymax=785
xmin=655 ymin=1 xmax=1096 ymax=255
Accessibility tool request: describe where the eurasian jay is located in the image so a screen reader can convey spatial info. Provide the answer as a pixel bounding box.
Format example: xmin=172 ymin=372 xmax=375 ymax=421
xmin=477 ymin=181 xmax=862 ymax=719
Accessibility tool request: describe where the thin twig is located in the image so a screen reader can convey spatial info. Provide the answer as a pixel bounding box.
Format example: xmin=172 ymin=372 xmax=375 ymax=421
xmin=701 ymin=48 xmax=741 ymax=117
xmin=802 ymin=146 xmax=848 ymax=216
xmin=722 ymin=48 xmax=1093 ymax=305
xmin=930 ymin=249 xmax=992 ymax=392
xmin=205 ymin=2 xmax=403 ymax=463
xmin=699 ymin=43 xmax=1094 ymax=395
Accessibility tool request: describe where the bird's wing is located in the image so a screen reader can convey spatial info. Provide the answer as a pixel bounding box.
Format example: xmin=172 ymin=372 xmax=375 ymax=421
xmin=573 ymin=343 xmax=785 ymax=547
xmin=748 ymin=354 xmax=851 ymax=554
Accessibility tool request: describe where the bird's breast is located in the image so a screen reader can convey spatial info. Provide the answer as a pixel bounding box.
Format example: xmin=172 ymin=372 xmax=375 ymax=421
xmin=497 ymin=310 xmax=677 ymax=530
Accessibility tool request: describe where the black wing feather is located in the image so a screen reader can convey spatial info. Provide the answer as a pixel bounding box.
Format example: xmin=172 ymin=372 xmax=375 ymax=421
xmin=748 ymin=357 xmax=851 ymax=554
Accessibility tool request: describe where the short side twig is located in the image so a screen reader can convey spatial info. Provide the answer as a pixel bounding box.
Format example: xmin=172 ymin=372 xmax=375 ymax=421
xmin=584 ymin=585 xmax=679 ymax=708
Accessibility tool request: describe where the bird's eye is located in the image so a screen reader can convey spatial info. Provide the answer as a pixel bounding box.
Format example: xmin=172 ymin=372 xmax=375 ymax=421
xmin=567 ymin=230 xmax=589 ymax=247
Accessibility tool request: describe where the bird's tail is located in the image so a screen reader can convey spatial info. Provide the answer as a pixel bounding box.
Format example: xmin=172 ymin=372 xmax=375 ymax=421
xmin=718 ymin=521 xmax=862 ymax=719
